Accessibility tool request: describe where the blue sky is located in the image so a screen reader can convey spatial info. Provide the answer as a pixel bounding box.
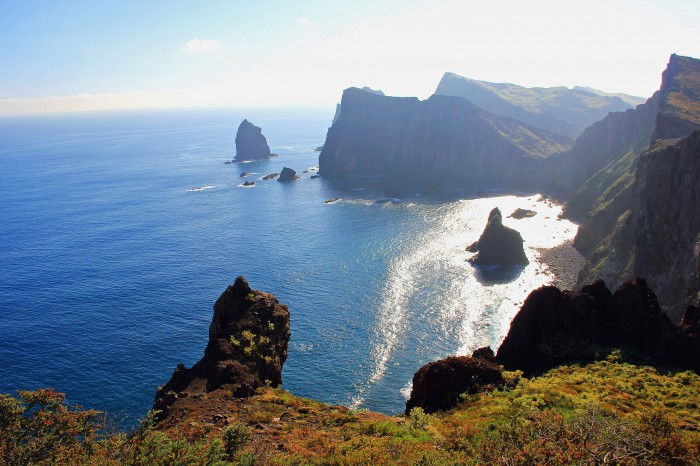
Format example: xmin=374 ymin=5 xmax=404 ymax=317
xmin=1 ymin=0 xmax=699 ymax=114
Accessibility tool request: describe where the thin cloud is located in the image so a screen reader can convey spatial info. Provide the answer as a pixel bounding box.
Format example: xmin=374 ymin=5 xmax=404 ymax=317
xmin=181 ymin=38 xmax=221 ymax=53
xmin=297 ymin=16 xmax=314 ymax=29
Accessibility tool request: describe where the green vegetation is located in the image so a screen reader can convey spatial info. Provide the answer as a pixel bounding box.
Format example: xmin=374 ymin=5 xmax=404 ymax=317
xmin=2 ymin=359 xmax=699 ymax=465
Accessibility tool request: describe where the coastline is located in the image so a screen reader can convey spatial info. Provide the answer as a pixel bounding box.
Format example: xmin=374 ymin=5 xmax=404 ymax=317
xmin=535 ymin=240 xmax=586 ymax=291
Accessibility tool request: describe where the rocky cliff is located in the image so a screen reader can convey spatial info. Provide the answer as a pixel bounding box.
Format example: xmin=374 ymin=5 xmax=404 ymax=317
xmin=234 ymin=119 xmax=274 ymax=162
xmin=435 ymin=72 xmax=642 ymax=138
xmin=153 ymin=276 xmax=290 ymax=425
xmin=571 ymin=55 xmax=700 ymax=321
xmin=319 ymin=87 xmax=572 ymax=195
xmin=495 ymin=279 xmax=700 ymax=376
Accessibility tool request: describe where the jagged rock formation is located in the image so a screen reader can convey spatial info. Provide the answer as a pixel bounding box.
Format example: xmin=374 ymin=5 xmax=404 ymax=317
xmin=277 ymin=167 xmax=299 ymax=182
xmin=319 ymin=88 xmax=571 ymax=195
xmin=153 ymin=276 xmax=290 ymax=421
xmin=467 ymin=208 xmax=529 ymax=266
xmin=496 ymin=279 xmax=700 ymax=376
xmin=435 ymin=72 xmax=642 ymax=138
xmin=405 ymin=351 xmax=504 ymax=414
xmin=234 ymin=119 xmax=274 ymax=162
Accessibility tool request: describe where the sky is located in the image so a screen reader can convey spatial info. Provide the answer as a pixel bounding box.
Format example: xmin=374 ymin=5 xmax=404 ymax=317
xmin=1 ymin=0 xmax=699 ymax=115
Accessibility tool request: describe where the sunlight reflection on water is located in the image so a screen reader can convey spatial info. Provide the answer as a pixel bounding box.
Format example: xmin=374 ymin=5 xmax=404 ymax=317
xmin=352 ymin=194 xmax=579 ymax=407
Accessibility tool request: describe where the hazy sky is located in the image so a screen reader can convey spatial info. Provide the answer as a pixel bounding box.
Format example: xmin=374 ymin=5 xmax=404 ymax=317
xmin=1 ymin=0 xmax=699 ymax=115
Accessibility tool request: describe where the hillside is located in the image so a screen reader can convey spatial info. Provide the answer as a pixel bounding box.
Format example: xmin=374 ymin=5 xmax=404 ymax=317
xmin=435 ymin=72 xmax=642 ymax=138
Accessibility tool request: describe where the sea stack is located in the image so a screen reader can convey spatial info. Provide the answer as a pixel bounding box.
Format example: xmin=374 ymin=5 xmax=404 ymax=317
xmin=277 ymin=167 xmax=299 ymax=182
xmin=153 ymin=276 xmax=290 ymax=423
xmin=234 ymin=119 xmax=273 ymax=162
xmin=468 ymin=207 xmax=529 ymax=266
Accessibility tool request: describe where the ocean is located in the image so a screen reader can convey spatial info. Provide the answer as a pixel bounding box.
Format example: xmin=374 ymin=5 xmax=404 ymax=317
xmin=0 ymin=108 xmax=578 ymax=428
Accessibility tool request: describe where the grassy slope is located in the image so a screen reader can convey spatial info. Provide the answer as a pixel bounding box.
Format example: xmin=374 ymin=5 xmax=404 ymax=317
xmin=3 ymin=357 xmax=699 ymax=465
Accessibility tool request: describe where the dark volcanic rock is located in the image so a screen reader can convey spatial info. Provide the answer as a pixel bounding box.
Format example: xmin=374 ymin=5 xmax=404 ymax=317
xmin=496 ymin=278 xmax=699 ymax=375
xmin=234 ymin=119 xmax=273 ymax=162
xmin=405 ymin=355 xmax=504 ymax=414
xmin=277 ymin=167 xmax=299 ymax=183
xmin=468 ymin=208 xmax=529 ymax=266
xmin=262 ymin=173 xmax=280 ymax=180
xmin=508 ymin=208 xmax=537 ymax=219
xmin=242 ymin=181 xmax=255 ymax=187
xmin=154 ymin=277 xmax=290 ymax=419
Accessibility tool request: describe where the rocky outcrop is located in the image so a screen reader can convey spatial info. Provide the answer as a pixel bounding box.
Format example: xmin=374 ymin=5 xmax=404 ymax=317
xmin=277 ymin=167 xmax=299 ymax=182
xmin=405 ymin=352 xmax=504 ymax=414
xmin=319 ymin=87 xmax=572 ymax=195
xmin=496 ymin=279 xmax=699 ymax=375
xmin=508 ymin=208 xmax=536 ymax=219
xmin=153 ymin=276 xmax=290 ymax=420
xmin=468 ymin=208 xmax=528 ymax=266
xmin=234 ymin=120 xmax=274 ymax=162
xmin=435 ymin=72 xmax=642 ymax=138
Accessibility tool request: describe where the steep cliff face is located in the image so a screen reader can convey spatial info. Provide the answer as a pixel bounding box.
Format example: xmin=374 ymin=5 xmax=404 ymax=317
xmin=572 ymin=56 xmax=700 ymax=321
xmin=154 ymin=276 xmax=290 ymax=423
xmin=319 ymin=87 xmax=571 ymax=195
xmin=547 ymin=92 xmax=659 ymax=203
xmin=632 ymin=132 xmax=700 ymax=318
xmin=435 ymin=72 xmax=642 ymax=138
xmin=234 ymin=119 xmax=273 ymax=162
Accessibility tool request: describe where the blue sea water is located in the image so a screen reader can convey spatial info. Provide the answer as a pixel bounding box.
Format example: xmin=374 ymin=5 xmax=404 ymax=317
xmin=0 ymin=108 xmax=578 ymax=428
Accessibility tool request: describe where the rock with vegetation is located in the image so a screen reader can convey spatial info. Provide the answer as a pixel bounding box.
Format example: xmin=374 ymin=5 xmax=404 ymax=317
xmin=468 ymin=207 xmax=529 ymax=266
xmin=277 ymin=167 xmax=299 ymax=182
xmin=234 ymin=119 xmax=274 ymax=162
xmin=153 ymin=276 xmax=290 ymax=421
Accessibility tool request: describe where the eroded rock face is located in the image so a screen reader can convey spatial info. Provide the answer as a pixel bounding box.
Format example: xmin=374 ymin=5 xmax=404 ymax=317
xmin=496 ymin=279 xmax=699 ymax=375
xmin=405 ymin=353 xmax=504 ymax=415
xmin=234 ymin=120 xmax=273 ymax=162
xmin=468 ymin=208 xmax=529 ymax=266
xmin=154 ymin=276 xmax=290 ymax=420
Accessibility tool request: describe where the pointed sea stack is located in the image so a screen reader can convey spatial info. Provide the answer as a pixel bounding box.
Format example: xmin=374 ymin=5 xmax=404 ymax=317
xmin=153 ymin=276 xmax=290 ymax=423
xmin=468 ymin=207 xmax=529 ymax=266
xmin=234 ymin=119 xmax=274 ymax=162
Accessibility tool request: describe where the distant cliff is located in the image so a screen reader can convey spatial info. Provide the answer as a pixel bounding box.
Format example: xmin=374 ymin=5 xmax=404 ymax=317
xmin=319 ymin=87 xmax=571 ymax=195
xmin=435 ymin=73 xmax=642 ymax=138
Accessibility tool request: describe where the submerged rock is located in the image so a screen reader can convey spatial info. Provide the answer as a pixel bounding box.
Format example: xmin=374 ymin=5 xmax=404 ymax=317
xmin=234 ymin=119 xmax=274 ymax=162
xmin=277 ymin=167 xmax=299 ymax=183
xmin=154 ymin=276 xmax=290 ymax=420
xmin=468 ymin=208 xmax=529 ymax=266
